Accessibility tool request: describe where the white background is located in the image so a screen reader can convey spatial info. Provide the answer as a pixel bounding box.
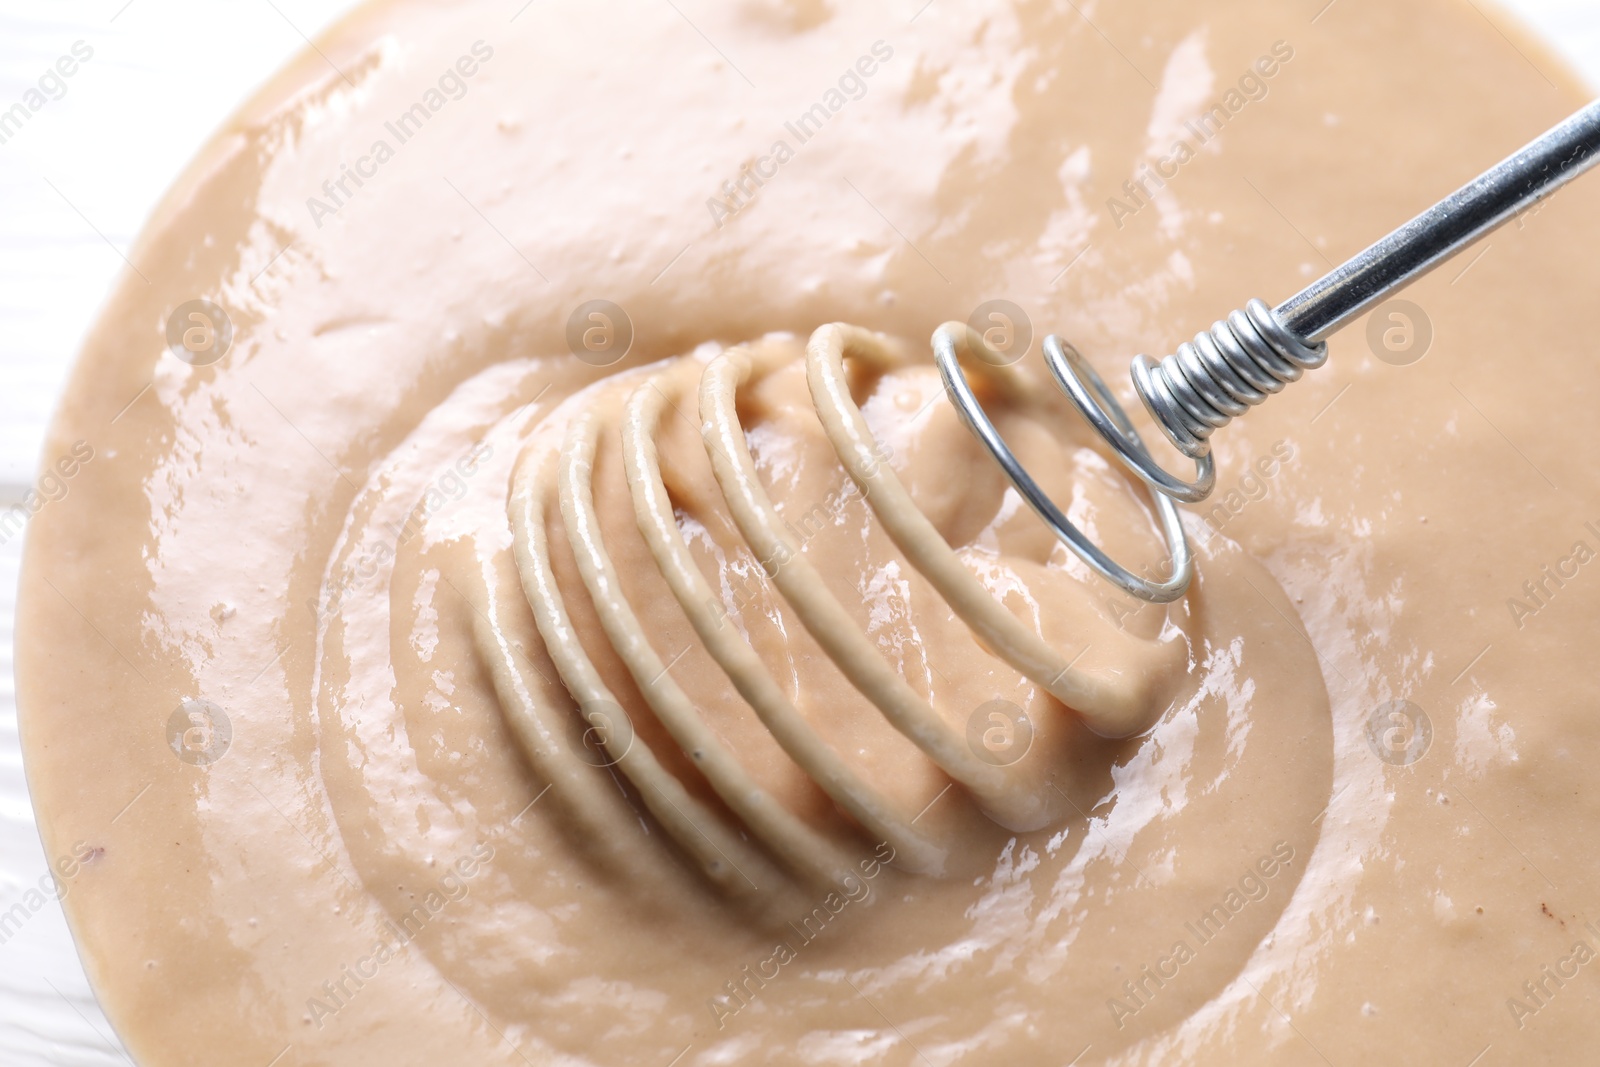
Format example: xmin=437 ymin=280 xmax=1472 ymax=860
xmin=1 ymin=2 xmax=1597 ymax=1064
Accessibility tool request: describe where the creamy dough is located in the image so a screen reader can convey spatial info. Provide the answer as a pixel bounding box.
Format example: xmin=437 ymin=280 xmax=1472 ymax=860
xmin=15 ymin=0 xmax=1600 ymax=1064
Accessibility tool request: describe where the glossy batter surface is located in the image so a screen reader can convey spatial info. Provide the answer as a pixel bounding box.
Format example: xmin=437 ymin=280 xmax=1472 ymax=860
xmin=16 ymin=0 xmax=1600 ymax=1064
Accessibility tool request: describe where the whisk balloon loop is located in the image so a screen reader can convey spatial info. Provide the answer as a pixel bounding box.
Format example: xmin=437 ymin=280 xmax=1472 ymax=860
xmin=1042 ymin=334 xmax=1216 ymax=504
xmin=953 ymin=97 xmax=1600 ymax=605
xmin=932 ymin=324 xmax=1194 ymax=605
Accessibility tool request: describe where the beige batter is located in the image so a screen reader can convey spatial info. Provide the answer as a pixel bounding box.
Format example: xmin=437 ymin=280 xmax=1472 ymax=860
xmin=15 ymin=0 xmax=1600 ymax=1064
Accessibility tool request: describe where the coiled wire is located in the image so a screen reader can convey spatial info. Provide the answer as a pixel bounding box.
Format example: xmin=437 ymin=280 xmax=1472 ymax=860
xmin=1132 ymin=298 xmax=1327 ymax=460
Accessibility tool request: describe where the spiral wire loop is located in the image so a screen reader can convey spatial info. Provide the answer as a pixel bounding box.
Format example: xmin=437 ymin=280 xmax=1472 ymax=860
xmin=933 ymin=299 xmax=1329 ymax=605
xmin=933 ymin=324 xmax=1194 ymax=605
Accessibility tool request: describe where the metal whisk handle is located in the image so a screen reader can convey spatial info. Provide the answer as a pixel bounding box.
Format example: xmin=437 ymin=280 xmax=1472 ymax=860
xmin=1280 ymin=99 xmax=1600 ymax=344
xmin=1134 ymin=99 xmax=1600 ymax=471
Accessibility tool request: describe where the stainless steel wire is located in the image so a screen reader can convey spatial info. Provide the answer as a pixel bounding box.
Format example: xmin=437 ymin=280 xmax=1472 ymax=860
xmin=940 ymin=98 xmax=1600 ymax=603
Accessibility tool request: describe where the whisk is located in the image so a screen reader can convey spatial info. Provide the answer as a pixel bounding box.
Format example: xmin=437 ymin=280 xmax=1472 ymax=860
xmin=475 ymin=101 xmax=1600 ymax=901
xmin=938 ymin=100 xmax=1600 ymax=604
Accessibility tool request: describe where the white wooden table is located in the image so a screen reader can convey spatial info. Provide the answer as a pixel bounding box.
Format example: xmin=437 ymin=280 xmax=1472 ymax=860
xmin=0 ymin=1 xmax=1596 ymax=1063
